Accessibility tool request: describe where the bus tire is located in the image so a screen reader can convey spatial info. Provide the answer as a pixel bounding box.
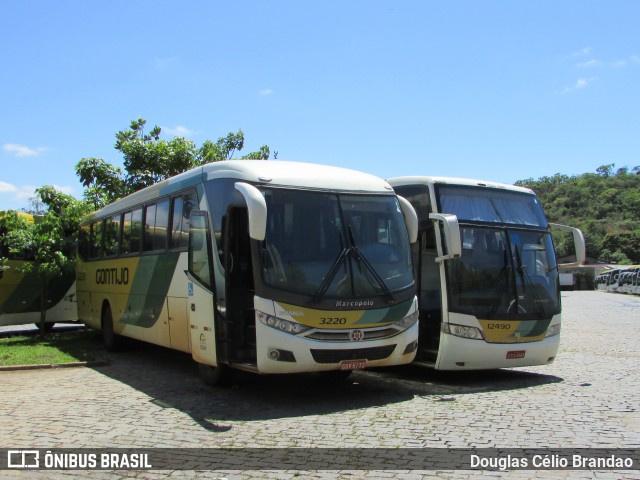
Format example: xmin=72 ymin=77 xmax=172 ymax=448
xmin=102 ymin=304 xmax=121 ymax=352
xmin=198 ymin=362 xmax=233 ymax=387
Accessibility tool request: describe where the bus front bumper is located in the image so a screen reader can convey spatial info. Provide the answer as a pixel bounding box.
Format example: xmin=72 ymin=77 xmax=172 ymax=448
xmin=435 ymin=332 xmax=561 ymax=370
xmin=255 ymin=321 xmax=419 ymax=374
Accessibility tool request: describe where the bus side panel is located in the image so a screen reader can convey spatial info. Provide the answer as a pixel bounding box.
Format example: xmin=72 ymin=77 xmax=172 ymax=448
xmin=167 ymin=296 xmax=190 ymax=353
xmin=166 ymin=252 xmax=192 ymax=353
xmin=188 ymin=279 xmax=218 ymax=366
xmin=77 ymin=254 xmax=182 ymax=350
xmin=1 ymin=260 xmax=77 ymax=326
xmin=1 ymin=261 xmax=41 ymax=316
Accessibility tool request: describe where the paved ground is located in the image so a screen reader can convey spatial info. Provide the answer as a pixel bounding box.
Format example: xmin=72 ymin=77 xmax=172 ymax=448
xmin=0 ymin=291 xmax=639 ymax=479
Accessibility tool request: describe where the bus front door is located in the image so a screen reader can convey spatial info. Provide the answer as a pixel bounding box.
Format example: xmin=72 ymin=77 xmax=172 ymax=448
xmin=187 ymin=211 xmax=218 ymax=368
xmin=223 ymin=207 xmax=257 ymax=366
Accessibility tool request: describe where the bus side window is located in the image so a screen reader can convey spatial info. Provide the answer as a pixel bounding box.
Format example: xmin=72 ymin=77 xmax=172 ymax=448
xmin=189 ymin=212 xmax=212 ymax=289
xmin=93 ymin=221 xmax=104 ymax=258
xmin=121 ymin=209 xmax=142 ymax=255
xmin=171 ymin=191 xmax=196 ymax=250
xmin=154 ymin=200 xmax=170 ymax=251
xmin=79 ymin=224 xmax=91 ymax=260
xmin=144 ymin=201 xmax=170 ymax=252
xmin=104 ymin=214 xmax=121 ymax=256
xmin=144 ymin=205 xmax=156 ymax=252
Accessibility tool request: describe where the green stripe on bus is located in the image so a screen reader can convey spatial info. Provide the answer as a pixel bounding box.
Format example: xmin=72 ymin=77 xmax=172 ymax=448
xmin=353 ymin=298 xmax=414 ymax=325
xmin=120 ymin=252 xmax=181 ymax=328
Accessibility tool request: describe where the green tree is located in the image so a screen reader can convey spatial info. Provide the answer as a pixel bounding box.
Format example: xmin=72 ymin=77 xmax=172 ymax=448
xmin=115 ymin=118 xmax=199 ymax=193
xmin=76 ymin=118 xmax=275 ymax=204
xmin=75 ymin=157 xmax=125 ymax=210
xmin=517 ymin=164 xmax=640 ymax=264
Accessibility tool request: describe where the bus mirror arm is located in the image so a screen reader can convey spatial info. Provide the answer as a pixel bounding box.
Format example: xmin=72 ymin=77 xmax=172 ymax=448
xmin=235 ymin=182 xmax=267 ymax=241
xmin=429 ymin=213 xmax=462 ymax=262
xmin=397 ymin=195 xmax=418 ymax=243
xmin=550 ymin=223 xmax=586 ymax=265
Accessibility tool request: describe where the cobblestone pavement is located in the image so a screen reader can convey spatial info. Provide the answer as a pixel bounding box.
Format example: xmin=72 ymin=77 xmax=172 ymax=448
xmin=1 ymin=291 xmax=639 ymax=479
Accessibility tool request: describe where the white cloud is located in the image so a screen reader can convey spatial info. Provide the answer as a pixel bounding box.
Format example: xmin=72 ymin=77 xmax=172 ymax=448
xmin=575 ymin=78 xmax=592 ymax=89
xmin=577 ymin=59 xmax=601 ymax=68
xmin=162 ymin=125 xmax=196 ymax=137
xmin=52 ymin=185 xmax=75 ymax=196
xmin=15 ymin=185 xmax=38 ymax=200
xmin=259 ymin=88 xmax=274 ymax=96
xmin=570 ymin=47 xmax=592 ymax=58
xmin=0 ymin=181 xmax=18 ymax=193
xmin=0 ymin=183 xmax=36 ymax=200
xmin=0 ymin=183 xmax=74 ymax=204
xmin=558 ymin=77 xmax=596 ymax=95
xmin=3 ymin=143 xmax=47 ymax=157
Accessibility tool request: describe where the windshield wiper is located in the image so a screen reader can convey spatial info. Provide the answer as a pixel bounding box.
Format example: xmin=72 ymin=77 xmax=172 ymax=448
xmin=311 ymin=246 xmax=351 ymax=305
xmin=348 ymin=226 xmax=395 ymax=304
xmin=311 ymin=227 xmax=396 ymax=305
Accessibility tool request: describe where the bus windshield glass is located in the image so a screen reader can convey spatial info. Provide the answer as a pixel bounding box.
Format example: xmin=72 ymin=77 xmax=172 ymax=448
xmin=438 ymin=185 xmax=548 ymax=227
xmin=445 ymin=227 xmax=560 ymax=320
xmin=260 ymin=189 xmax=413 ymax=301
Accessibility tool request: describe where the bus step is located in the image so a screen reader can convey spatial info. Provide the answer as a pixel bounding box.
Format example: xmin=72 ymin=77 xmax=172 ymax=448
xmin=413 ymin=360 xmax=436 ymax=368
xmin=229 ymin=362 xmax=259 ymax=373
xmin=416 ymin=347 xmax=438 ymax=363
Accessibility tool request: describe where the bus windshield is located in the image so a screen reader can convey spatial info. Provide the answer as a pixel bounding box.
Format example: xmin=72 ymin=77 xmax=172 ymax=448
xmin=438 ymin=185 xmax=548 ymax=227
xmin=260 ymin=189 xmax=414 ymax=302
xmin=445 ymin=227 xmax=560 ymax=320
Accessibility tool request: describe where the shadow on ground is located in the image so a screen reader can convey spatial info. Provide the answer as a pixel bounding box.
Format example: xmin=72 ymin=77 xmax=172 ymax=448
xmin=80 ymin=332 xmax=563 ymax=432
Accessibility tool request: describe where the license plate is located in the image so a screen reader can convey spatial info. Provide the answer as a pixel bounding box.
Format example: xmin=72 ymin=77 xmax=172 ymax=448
xmin=339 ymin=359 xmax=367 ymax=371
xmin=506 ymin=350 xmax=526 ymax=359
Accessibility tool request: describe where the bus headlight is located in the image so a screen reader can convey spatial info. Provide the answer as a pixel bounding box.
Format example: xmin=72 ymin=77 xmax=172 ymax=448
xmin=395 ymin=310 xmax=419 ymax=330
xmin=442 ymin=323 xmax=484 ymax=340
xmin=545 ymin=323 xmax=561 ymax=337
xmin=257 ymin=311 xmax=311 ymax=335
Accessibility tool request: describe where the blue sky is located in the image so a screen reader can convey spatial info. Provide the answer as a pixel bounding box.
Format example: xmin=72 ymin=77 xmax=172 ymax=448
xmin=2 ymin=1 xmax=639 ymax=211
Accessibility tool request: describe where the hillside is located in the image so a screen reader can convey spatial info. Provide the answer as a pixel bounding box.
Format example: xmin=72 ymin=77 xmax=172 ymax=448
xmin=515 ymin=164 xmax=640 ymax=264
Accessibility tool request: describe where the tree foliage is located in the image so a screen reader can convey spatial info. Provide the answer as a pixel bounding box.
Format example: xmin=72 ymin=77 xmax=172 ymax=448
xmin=516 ymin=164 xmax=640 ymax=264
xmin=75 ymin=118 xmax=275 ymax=208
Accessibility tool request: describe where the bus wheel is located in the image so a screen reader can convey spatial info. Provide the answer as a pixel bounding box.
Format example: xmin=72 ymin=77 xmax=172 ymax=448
xmin=102 ymin=304 xmax=121 ymax=352
xmin=34 ymin=322 xmax=55 ymax=333
xmin=198 ymin=363 xmax=233 ymax=387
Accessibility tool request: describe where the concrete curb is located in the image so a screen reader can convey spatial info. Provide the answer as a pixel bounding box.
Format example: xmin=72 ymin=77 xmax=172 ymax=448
xmin=0 ymin=359 xmax=109 ymax=372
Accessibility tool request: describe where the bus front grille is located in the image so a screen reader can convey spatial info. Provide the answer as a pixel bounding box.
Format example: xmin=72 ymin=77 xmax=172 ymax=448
xmin=310 ymin=345 xmax=396 ymax=364
xmin=305 ymin=327 xmax=400 ymax=342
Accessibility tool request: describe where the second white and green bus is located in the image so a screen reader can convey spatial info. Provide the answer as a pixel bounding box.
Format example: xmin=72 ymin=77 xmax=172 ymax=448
xmin=387 ymin=176 xmax=585 ymax=370
xmin=1 ymin=211 xmax=77 ymax=331
xmin=77 ymin=160 xmax=420 ymax=384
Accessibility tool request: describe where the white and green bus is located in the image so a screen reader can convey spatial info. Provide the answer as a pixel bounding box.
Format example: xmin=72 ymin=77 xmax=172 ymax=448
xmin=1 ymin=211 xmax=77 ymax=331
xmin=387 ymin=176 xmax=585 ymax=370
xmin=77 ymin=160 xmax=420 ymax=384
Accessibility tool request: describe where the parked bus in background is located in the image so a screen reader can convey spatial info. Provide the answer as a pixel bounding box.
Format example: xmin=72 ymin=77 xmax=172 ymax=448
xmin=604 ymin=269 xmax=623 ymax=293
xmin=77 ymin=161 xmax=420 ymax=385
xmin=617 ymin=267 xmax=639 ymax=295
xmin=387 ymin=176 xmax=585 ymax=370
xmin=0 ymin=211 xmax=77 ymax=331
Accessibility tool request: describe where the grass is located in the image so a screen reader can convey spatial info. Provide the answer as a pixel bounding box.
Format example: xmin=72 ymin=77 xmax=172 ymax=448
xmin=0 ymin=328 xmax=101 ymax=367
